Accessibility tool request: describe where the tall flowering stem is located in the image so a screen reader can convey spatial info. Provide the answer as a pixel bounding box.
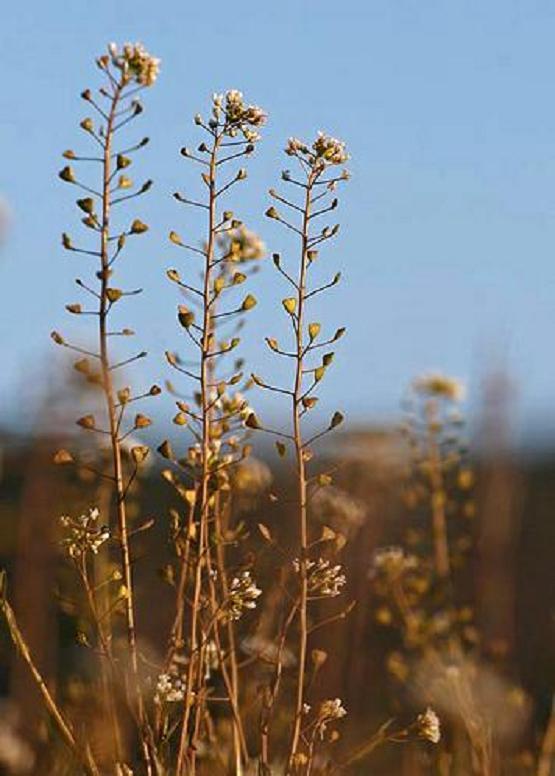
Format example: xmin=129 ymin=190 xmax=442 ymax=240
xmin=54 ymin=42 xmax=160 ymax=765
xmin=254 ymin=132 xmax=349 ymax=772
xmin=162 ymin=90 xmax=266 ymax=775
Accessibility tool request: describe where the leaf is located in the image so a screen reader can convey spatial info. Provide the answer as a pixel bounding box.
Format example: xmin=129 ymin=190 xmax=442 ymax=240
xmin=275 ymin=441 xmax=287 ymax=458
xmin=66 ymin=303 xmax=82 ymax=314
xmin=169 ymin=230 xmax=183 ymax=245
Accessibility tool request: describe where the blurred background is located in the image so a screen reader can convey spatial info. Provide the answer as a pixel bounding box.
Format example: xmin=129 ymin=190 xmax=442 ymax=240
xmin=1 ymin=1 xmax=555 ymax=773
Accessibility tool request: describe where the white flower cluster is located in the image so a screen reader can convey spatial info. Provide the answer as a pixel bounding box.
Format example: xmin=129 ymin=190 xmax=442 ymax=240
xmin=108 ymin=42 xmax=160 ymax=86
xmin=316 ymin=698 xmax=347 ymax=739
xmin=212 ymin=90 xmax=267 ymax=141
xmin=293 ymin=558 xmax=346 ymax=598
xmin=371 ymin=546 xmax=418 ymax=579
xmin=312 ymin=132 xmax=349 ymax=165
xmin=59 ymin=507 xmax=109 ymax=559
xmin=226 ymin=570 xmax=262 ymax=620
xmin=412 ymin=373 xmax=465 ymax=402
xmin=286 ymin=132 xmax=349 ymax=169
xmin=154 ymin=672 xmax=187 ymax=704
xmin=416 ymin=707 xmax=441 ymax=743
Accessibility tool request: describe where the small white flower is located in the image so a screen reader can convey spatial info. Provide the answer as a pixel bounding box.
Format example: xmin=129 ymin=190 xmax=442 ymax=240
xmin=59 ymin=507 xmax=109 ymax=559
xmin=226 ymin=571 xmax=262 ymax=620
xmin=293 ymin=557 xmax=346 ymax=598
xmin=154 ymin=672 xmax=187 ymax=704
xmin=316 ymin=698 xmax=347 ymax=739
xmin=416 ymin=707 xmax=441 ymax=744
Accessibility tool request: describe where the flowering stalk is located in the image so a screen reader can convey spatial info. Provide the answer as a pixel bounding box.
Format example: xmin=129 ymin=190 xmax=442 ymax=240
xmin=54 ymin=42 xmax=160 ymax=766
xmin=162 ymin=90 xmax=266 ymax=774
xmin=253 ymin=132 xmax=349 ymax=771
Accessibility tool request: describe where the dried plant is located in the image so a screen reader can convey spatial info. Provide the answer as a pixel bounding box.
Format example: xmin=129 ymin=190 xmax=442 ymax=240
xmin=370 ymin=374 xmax=503 ymax=775
xmin=3 ymin=42 xmax=520 ymax=776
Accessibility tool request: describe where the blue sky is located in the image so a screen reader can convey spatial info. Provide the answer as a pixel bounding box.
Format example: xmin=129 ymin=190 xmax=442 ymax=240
xmin=1 ymin=0 xmax=555 ymax=442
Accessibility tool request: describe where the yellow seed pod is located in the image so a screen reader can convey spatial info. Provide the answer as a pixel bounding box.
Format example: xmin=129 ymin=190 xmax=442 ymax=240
xmin=169 ymin=230 xmax=183 ymax=245
xmin=314 ymin=366 xmax=326 ymax=382
xmin=130 ymin=219 xmax=148 ymax=234
xmin=458 ymin=469 xmax=474 ymax=490
xmin=308 ymin=322 xmax=321 ymax=340
xmin=134 ymin=414 xmax=152 ymax=429
xmin=282 ymin=297 xmax=296 ymax=314
xmin=106 ymin=288 xmax=123 ymax=303
xmin=241 ymin=294 xmax=257 ymax=311
xmin=131 ymin=445 xmax=150 ymax=464
xmin=77 ymin=415 xmax=95 ymax=430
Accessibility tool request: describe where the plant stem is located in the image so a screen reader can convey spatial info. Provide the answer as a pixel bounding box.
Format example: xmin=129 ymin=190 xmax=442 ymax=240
xmin=288 ymin=173 xmax=314 ymax=770
xmin=98 ymin=79 xmax=147 ymax=760
xmin=177 ymin=131 xmax=222 ymax=776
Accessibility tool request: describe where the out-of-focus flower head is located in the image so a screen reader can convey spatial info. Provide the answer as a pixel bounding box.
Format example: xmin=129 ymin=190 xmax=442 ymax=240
xmin=370 ymin=546 xmax=419 ymax=580
xmin=412 ymin=373 xmax=465 ymax=402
